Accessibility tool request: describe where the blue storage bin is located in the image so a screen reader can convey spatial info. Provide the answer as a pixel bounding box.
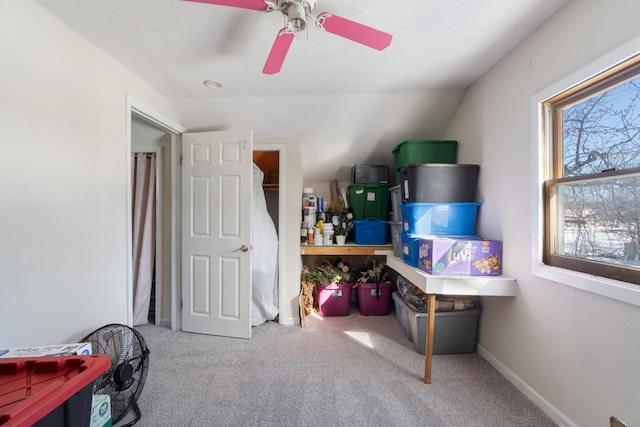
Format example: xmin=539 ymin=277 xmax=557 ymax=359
xmin=353 ymin=218 xmax=389 ymax=244
xmin=401 ymin=231 xmax=420 ymax=267
xmin=401 ymin=202 xmax=480 ymax=235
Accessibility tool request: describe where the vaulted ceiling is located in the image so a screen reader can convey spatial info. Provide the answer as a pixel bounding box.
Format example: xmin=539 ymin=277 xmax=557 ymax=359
xmin=34 ymin=0 xmax=567 ymax=181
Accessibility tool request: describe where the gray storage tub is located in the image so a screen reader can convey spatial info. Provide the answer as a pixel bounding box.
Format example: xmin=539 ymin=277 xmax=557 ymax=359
xmin=402 ymin=297 xmax=481 ymax=355
xmin=399 ymin=163 xmax=479 ymax=203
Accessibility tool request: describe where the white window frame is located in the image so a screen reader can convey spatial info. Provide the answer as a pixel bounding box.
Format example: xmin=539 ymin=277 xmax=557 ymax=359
xmin=531 ymin=35 xmax=640 ymax=307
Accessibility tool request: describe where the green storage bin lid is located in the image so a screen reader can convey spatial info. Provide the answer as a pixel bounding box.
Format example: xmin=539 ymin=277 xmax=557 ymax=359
xmin=392 ymin=140 xmax=458 ymax=154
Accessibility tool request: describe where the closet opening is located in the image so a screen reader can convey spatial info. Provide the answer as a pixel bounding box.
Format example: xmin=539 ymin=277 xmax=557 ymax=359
xmin=253 ymin=151 xmax=280 ymax=235
xmin=131 ymin=115 xmax=172 ymax=327
xmin=251 ymin=150 xmax=281 ymax=326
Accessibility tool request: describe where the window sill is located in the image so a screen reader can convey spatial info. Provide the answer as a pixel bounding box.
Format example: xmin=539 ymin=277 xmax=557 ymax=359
xmin=534 ymin=264 xmax=640 ymax=307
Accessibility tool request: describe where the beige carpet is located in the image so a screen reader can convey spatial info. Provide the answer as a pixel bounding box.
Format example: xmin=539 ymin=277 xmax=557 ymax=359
xmin=132 ymin=307 xmax=556 ymax=427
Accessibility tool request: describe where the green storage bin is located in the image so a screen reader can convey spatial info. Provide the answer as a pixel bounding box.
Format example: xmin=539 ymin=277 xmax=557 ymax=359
xmin=348 ymin=184 xmax=390 ymax=220
xmin=392 ymin=140 xmax=458 ymax=184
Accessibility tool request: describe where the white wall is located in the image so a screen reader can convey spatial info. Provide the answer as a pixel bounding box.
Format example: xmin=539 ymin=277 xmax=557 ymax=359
xmin=0 ymin=1 xmax=180 ymax=345
xmin=445 ymin=1 xmax=640 ymax=426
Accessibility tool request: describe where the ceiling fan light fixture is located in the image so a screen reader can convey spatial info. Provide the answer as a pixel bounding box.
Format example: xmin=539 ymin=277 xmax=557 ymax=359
xmin=289 ymin=17 xmax=306 ymax=32
xmin=285 ymin=3 xmax=307 ymax=32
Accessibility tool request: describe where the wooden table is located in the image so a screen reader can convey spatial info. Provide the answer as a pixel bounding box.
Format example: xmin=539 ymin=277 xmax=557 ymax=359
xmin=384 ymin=253 xmax=517 ymax=384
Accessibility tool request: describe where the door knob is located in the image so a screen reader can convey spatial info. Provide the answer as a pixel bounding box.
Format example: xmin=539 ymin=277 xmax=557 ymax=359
xmin=233 ymin=244 xmax=249 ymax=253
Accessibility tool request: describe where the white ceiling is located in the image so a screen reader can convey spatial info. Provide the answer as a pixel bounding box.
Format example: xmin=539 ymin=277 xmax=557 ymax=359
xmin=34 ymin=0 xmax=567 ymax=181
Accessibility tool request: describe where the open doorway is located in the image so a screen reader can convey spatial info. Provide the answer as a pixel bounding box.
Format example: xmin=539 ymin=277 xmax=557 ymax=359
xmin=252 ymin=144 xmax=288 ymax=325
xmin=251 ymin=150 xmax=280 ymax=325
xmin=131 ymin=116 xmax=173 ymax=327
xmin=253 ymin=151 xmax=279 ymax=235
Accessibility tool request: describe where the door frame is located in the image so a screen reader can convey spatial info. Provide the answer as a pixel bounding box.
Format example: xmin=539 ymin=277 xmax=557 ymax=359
xmin=126 ymin=97 xmax=184 ymax=329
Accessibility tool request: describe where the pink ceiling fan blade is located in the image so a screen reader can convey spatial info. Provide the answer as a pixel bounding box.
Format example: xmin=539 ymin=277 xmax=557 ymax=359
xmin=263 ymin=28 xmax=294 ymax=74
xmin=316 ymin=12 xmax=392 ymax=51
xmin=181 ymin=0 xmax=275 ymax=11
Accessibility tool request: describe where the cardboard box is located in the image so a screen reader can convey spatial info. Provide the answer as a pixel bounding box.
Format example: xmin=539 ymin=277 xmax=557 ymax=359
xmin=417 ymin=237 xmax=502 ymax=276
xmin=91 ymin=394 xmax=112 ymax=427
xmin=0 ymin=342 xmax=92 ymax=358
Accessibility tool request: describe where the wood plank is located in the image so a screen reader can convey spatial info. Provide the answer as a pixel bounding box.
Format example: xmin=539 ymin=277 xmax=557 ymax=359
xmin=424 ymin=293 xmax=436 ymax=384
xmin=300 ymin=245 xmax=392 ymax=256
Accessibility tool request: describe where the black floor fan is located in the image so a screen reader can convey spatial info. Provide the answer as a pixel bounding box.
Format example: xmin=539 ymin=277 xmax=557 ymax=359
xmin=81 ymin=324 xmax=150 ymax=426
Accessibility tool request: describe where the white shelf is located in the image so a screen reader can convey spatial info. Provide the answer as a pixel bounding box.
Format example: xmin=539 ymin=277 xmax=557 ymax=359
xmin=385 ymin=254 xmax=518 ymax=297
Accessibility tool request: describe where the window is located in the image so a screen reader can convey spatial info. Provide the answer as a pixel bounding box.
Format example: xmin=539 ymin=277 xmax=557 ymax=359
xmin=542 ymin=55 xmax=640 ymax=285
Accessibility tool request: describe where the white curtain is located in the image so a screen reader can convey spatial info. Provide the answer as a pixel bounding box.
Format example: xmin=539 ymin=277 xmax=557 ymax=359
xmin=132 ymin=153 xmax=156 ymax=326
xmin=251 ymin=163 xmax=279 ymax=326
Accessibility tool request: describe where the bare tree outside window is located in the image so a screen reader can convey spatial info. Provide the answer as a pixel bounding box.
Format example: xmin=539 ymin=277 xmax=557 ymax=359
xmin=563 ymin=80 xmax=640 ymax=176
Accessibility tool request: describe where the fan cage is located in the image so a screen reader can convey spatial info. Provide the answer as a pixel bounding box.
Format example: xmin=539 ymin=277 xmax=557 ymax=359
xmin=81 ymin=323 xmax=150 ymax=426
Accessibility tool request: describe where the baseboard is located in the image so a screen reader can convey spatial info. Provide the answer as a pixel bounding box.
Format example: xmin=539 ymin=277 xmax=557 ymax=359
xmin=278 ymin=316 xmax=300 ymax=326
xmin=477 ymin=344 xmax=577 ymax=427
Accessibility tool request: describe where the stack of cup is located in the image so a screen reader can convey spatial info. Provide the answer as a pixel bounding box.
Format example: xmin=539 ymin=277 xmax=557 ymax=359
xmin=322 ymin=223 xmax=334 ymax=245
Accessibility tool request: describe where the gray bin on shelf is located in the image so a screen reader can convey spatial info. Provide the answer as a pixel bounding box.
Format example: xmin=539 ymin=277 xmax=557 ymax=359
xmin=401 ymin=296 xmax=481 ymax=355
xmin=352 ymin=164 xmax=389 ymax=184
xmin=392 ymin=291 xmax=410 ymax=340
xmin=399 ymin=163 xmax=479 ymax=203
xmin=389 ymin=185 xmax=402 ymax=221
xmin=389 ymin=221 xmax=403 ymax=258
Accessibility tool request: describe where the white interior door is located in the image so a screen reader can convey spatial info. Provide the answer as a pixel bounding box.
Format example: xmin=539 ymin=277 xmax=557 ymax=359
xmin=181 ymin=130 xmax=253 ymax=338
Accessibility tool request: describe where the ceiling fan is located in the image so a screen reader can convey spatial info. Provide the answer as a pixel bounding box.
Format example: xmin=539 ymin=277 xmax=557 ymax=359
xmin=182 ymin=0 xmax=393 ymax=74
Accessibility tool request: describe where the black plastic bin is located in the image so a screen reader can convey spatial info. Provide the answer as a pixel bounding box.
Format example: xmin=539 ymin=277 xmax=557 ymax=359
xmin=0 ymin=355 xmax=111 ymax=427
xmin=399 ymin=163 xmax=479 ymax=202
xmin=351 ymin=164 xmax=389 ymax=184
